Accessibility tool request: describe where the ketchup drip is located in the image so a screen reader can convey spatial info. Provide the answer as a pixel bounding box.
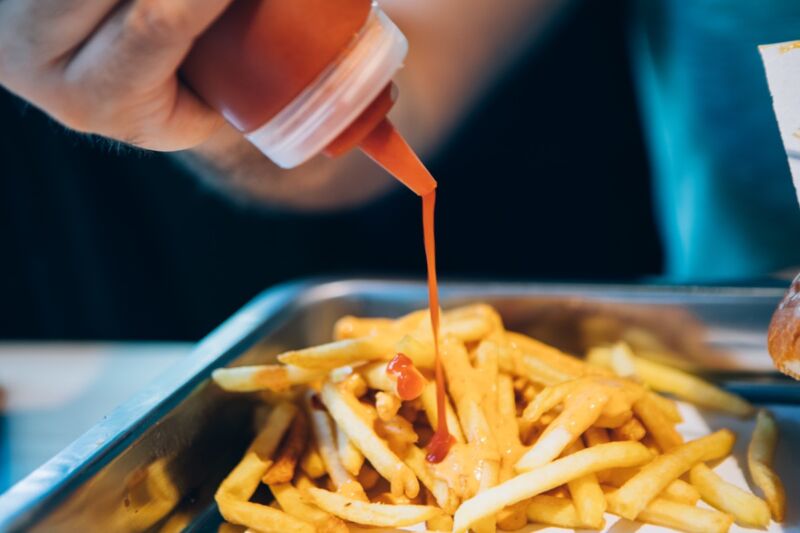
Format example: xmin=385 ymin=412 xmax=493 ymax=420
xmin=422 ymin=190 xmax=455 ymax=463
xmin=360 ymin=120 xmax=454 ymax=462
xmin=386 ymin=353 xmax=426 ymax=401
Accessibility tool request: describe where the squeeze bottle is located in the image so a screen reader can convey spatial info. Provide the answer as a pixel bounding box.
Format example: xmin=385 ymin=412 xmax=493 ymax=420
xmin=182 ymin=0 xmax=436 ymax=196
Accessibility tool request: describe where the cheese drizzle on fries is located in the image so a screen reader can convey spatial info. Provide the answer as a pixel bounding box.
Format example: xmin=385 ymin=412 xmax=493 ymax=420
xmin=211 ymin=303 xmax=786 ymax=533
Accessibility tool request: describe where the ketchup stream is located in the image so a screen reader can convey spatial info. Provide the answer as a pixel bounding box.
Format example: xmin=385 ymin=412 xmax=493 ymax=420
xmin=360 ymin=119 xmax=454 ymax=462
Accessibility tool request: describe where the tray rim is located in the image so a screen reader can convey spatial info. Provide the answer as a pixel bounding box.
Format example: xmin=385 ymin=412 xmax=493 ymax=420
xmin=0 ymin=277 xmax=788 ymax=530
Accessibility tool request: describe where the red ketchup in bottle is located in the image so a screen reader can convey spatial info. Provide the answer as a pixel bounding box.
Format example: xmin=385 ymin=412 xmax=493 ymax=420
xmin=183 ymin=0 xmax=451 ymax=461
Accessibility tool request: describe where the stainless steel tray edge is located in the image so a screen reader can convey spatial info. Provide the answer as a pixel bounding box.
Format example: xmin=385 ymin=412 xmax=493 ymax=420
xmin=0 ymin=277 xmax=791 ymax=531
xmin=0 ymin=279 xmax=314 ymax=531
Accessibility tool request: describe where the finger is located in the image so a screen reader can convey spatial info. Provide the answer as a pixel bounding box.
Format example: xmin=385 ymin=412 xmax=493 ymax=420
xmin=0 ymin=0 xmax=120 ymax=63
xmin=68 ymin=0 xmax=235 ymax=86
xmin=91 ymin=82 xmax=224 ymax=150
xmin=122 ymin=0 xmax=236 ymax=67
xmin=151 ymin=84 xmax=226 ymax=150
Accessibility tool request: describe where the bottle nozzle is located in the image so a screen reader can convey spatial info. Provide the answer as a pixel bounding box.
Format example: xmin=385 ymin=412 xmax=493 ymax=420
xmin=359 ymin=118 xmax=437 ymax=197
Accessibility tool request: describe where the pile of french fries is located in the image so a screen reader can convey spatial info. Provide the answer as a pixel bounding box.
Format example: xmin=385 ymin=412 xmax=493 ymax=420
xmin=211 ymin=304 xmax=787 ymax=533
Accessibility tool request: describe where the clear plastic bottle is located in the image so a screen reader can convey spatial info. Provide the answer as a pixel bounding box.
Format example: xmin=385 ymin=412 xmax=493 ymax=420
xmin=182 ymin=0 xmax=418 ymax=176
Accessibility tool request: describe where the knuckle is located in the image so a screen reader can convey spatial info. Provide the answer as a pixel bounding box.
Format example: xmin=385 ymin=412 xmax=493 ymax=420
xmin=125 ymin=1 xmax=192 ymax=43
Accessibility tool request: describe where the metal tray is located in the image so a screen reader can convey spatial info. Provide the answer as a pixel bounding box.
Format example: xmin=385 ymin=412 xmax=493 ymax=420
xmin=0 ymin=279 xmax=796 ymax=532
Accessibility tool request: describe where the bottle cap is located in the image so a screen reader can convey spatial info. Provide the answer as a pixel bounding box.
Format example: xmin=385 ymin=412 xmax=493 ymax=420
xmin=246 ymin=4 xmax=408 ymax=168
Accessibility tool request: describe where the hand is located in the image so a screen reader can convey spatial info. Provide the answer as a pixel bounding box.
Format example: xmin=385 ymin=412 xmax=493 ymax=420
xmin=0 ymin=0 xmax=234 ymax=151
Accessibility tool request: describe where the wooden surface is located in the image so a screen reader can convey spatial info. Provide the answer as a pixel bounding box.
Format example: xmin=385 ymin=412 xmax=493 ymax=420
xmin=0 ymin=343 xmax=192 ymax=492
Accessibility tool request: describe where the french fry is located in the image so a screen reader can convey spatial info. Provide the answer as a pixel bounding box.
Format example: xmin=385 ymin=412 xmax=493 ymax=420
xmin=212 ymin=365 xmax=325 ymax=392
xmin=611 ymin=417 xmax=646 ymax=442
xmin=507 ymin=332 xmax=593 ymax=378
xmin=277 ymin=337 xmax=393 ymax=369
xmin=443 ymin=303 xmax=503 ymax=325
xmin=472 ymin=459 xmax=500 ymax=533
xmin=440 ymin=338 xmax=499 ymax=461
xmin=584 ymin=427 xmax=610 ymax=447
xmin=514 ymin=352 xmax=575 ymax=385
xmin=603 ymin=467 xmax=700 ymax=504
xmin=548 ymin=485 xmax=571 ymax=498
xmin=294 ymin=473 xmax=317 ymax=493
xmin=299 ymin=445 xmax=325 ymax=479
xmin=646 ymin=390 xmax=682 ymax=423
xmin=496 ymin=500 xmax=528 ymax=531
xmin=609 ymin=342 xmax=638 ymax=380
xmin=520 ymin=380 xmax=580 ymax=425
xmin=216 ymin=402 xmax=296 ymax=501
xmin=395 ymin=334 xmax=435 ymax=368
xmin=320 ymin=381 xmax=419 ymax=498
xmin=216 ymin=498 xmax=314 ymax=533
xmin=305 ymin=391 xmax=366 ymax=499
xmin=420 ymin=380 xmax=465 ymax=443
xmin=690 ymin=463 xmax=770 ymax=527
xmin=516 ymin=384 xmax=611 ymax=471
xmin=426 ymin=513 xmax=454 ymax=532
xmin=748 ymin=409 xmax=786 ymax=521
xmin=525 ymin=495 xmax=587 ymax=528
xmin=460 ymin=399 xmax=499 ymax=455
xmin=663 ymin=479 xmax=701 ymax=505
xmin=585 ymin=428 xmax=612 ymax=484
xmin=587 ymin=347 xmax=753 ymax=417
xmin=593 ymin=410 xmax=633 ymax=429
xmin=633 ymin=393 xmax=683 ymax=451
xmin=263 ymin=411 xmax=308 ymax=484
xmin=375 ymin=391 xmax=402 ymax=421
xmin=452 ymin=441 xmax=652 ymax=533
xmin=438 ymin=336 xmax=478 ymax=404
xmin=359 ymin=362 xmax=394 ymax=394
xmin=336 ymin=372 xmax=367 ymax=397
xmin=268 ymin=483 xmax=348 ymax=533
xmin=565 ymin=441 xmax=606 ymax=529
xmin=474 ymin=339 xmax=500 ymax=423
xmin=402 ymin=444 xmax=459 ymax=514
xmin=393 ymin=308 xmax=431 ymax=332
xmin=336 ymin=426 xmax=365 ymax=476
xmin=306 ymin=487 xmax=442 ymax=527
xmin=608 ymin=429 xmax=735 ymax=520
xmin=427 ymin=314 xmax=494 ymax=344
xmin=334 ymin=316 xmax=394 ymax=339
xmin=360 ymin=360 xmax=426 ymax=400
xmin=605 ymin=488 xmax=734 ymax=533
xmin=496 ymin=374 xmax=524 ymax=480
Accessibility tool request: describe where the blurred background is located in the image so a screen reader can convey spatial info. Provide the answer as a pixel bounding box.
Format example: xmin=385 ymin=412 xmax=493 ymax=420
xmin=0 ymin=0 xmax=660 ymax=342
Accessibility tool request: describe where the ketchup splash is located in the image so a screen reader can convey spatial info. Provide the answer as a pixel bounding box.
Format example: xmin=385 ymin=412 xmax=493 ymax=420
xmin=386 ymin=353 xmax=426 ymax=401
xmin=360 ymin=121 xmax=453 ymax=463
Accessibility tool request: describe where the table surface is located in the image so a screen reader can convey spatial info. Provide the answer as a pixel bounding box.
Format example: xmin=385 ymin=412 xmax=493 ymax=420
xmin=0 ymin=342 xmax=193 ymax=493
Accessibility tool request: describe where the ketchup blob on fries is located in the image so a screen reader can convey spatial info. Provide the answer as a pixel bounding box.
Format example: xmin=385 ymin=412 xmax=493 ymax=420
xmin=360 ymin=119 xmax=453 ymax=462
xmin=386 ymin=353 xmax=426 ymax=401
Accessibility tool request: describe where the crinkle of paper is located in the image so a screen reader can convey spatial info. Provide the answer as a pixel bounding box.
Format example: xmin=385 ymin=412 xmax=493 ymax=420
xmin=760 ymin=40 xmax=800 ymax=206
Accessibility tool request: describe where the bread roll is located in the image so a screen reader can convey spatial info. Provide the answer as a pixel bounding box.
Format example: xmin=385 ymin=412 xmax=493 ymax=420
xmin=767 ymin=274 xmax=800 ymax=380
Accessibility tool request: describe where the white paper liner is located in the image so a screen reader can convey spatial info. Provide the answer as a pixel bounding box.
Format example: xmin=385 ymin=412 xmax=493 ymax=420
xmin=760 ymin=41 xmax=800 ymax=206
